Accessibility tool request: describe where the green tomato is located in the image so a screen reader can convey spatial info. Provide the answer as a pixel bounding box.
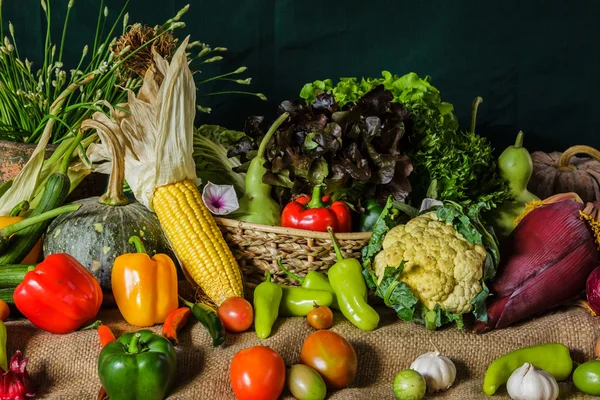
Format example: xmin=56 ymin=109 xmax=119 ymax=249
xmin=574 ymin=360 xmax=600 ymax=395
xmin=287 ymin=364 xmax=327 ymax=400
xmin=393 ymin=369 xmax=426 ymax=400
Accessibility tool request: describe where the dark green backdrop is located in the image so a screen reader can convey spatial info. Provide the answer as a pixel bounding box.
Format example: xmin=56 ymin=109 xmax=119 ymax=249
xmin=3 ymin=0 xmax=599 ymax=152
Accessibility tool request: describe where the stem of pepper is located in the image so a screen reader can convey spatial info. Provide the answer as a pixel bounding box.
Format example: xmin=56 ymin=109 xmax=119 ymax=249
xmin=128 ymin=333 xmax=142 ymax=354
xmin=327 ymin=226 xmax=344 ymax=262
xmin=8 ymin=201 xmax=29 ymax=217
xmin=306 ymin=185 xmax=326 ymax=209
xmin=128 ymin=236 xmax=146 ymax=254
xmin=277 ymin=259 xmax=304 ymax=284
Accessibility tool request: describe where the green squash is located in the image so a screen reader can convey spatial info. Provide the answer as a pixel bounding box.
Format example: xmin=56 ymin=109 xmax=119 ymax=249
xmin=44 ymin=197 xmax=173 ymax=291
xmin=43 ymin=121 xmax=174 ymax=293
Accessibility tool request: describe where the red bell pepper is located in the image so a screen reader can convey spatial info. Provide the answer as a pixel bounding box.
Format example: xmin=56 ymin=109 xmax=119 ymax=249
xmin=13 ymin=254 xmax=103 ymax=334
xmin=281 ymin=186 xmax=352 ymax=232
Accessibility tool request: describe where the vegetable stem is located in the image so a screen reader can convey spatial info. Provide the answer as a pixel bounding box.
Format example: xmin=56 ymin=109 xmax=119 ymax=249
xmin=514 ymin=131 xmax=524 ymax=148
xmin=127 ymin=332 xmax=142 ymax=354
xmin=469 ymin=97 xmax=483 ymax=135
xmin=0 ymin=204 xmax=81 ymax=237
xmin=8 ymin=201 xmax=29 ymax=217
xmin=277 ymin=259 xmax=304 ymax=284
xmin=327 ymin=226 xmax=344 ymax=262
xmin=128 ymin=236 xmax=147 ymax=254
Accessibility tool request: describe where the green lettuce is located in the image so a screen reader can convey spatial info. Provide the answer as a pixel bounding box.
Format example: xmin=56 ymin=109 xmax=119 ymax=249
xmin=193 ymin=125 xmax=247 ymax=196
xmin=300 ymin=71 xmax=509 ymax=208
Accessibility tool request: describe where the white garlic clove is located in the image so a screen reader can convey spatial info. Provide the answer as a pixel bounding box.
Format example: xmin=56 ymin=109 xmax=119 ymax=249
xmin=506 ymin=363 xmax=559 ymax=400
xmin=410 ymin=351 xmax=457 ymax=392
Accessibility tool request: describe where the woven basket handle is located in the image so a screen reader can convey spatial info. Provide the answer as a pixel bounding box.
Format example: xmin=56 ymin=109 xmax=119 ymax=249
xmin=558 ymin=145 xmax=600 ymax=170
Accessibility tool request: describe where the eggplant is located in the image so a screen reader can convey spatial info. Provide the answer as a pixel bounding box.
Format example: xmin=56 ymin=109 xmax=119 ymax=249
xmin=473 ymin=195 xmax=599 ymax=332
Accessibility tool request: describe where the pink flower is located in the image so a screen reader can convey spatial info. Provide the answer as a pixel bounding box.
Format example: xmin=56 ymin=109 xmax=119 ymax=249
xmin=0 ymin=351 xmax=35 ymax=400
xmin=201 ymin=182 xmax=239 ymax=216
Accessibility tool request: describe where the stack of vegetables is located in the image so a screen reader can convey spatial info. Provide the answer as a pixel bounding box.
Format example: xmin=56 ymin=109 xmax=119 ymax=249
xmin=1 ymin=3 xmax=600 ymax=399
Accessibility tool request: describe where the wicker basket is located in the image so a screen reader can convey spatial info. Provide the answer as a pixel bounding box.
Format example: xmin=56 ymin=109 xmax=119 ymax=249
xmin=215 ymin=218 xmax=372 ymax=290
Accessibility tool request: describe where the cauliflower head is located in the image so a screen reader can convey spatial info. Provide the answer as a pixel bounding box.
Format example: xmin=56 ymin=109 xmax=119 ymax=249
xmin=373 ymin=211 xmax=487 ymax=314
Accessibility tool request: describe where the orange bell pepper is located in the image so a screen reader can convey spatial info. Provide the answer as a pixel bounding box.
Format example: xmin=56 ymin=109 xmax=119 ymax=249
xmin=111 ymin=236 xmax=178 ymax=327
xmin=0 ymin=201 xmax=42 ymax=264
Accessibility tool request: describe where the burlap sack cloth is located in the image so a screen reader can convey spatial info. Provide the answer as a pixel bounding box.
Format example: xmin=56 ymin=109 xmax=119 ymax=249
xmin=4 ymin=306 xmax=599 ymax=399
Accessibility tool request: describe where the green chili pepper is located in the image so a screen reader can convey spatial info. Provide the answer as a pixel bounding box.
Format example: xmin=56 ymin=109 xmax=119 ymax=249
xmin=359 ymin=199 xmax=384 ymax=232
xmin=98 ymin=330 xmax=177 ymax=400
xmin=483 ymin=343 xmax=573 ymax=395
xmin=253 ymin=271 xmax=282 ymax=339
xmin=278 ymin=259 xmax=339 ymax=310
xmin=0 ymin=320 xmax=6 ymax=371
xmin=279 ymin=286 xmax=333 ymax=317
xmin=327 ymin=227 xmax=379 ymax=331
xmin=179 ymin=297 xmax=225 ymax=347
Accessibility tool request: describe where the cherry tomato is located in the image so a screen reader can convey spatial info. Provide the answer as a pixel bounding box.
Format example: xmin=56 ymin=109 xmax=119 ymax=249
xmin=218 ymin=297 xmax=254 ymax=333
xmin=300 ymin=330 xmax=357 ymax=389
xmin=230 ymin=346 xmax=286 ymax=400
xmin=0 ymin=299 xmax=9 ymax=321
xmin=306 ymin=305 xmax=333 ymax=330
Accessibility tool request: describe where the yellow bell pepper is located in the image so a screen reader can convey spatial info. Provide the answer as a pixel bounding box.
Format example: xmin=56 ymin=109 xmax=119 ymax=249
xmin=112 ymin=236 xmax=178 ymax=327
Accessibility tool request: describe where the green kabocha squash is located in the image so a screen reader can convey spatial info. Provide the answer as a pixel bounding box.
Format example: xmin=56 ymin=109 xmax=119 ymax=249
xmin=43 ymin=119 xmax=174 ymax=293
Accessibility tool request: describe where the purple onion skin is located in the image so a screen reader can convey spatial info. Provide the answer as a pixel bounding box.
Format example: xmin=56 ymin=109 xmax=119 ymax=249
xmin=473 ymin=200 xmax=599 ymax=333
xmin=586 ymin=266 xmax=600 ymax=314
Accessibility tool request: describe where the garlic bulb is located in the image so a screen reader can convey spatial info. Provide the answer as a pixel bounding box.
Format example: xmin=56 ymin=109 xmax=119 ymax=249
xmin=507 ymin=363 xmax=559 ymax=400
xmin=409 ymin=351 xmax=456 ymax=392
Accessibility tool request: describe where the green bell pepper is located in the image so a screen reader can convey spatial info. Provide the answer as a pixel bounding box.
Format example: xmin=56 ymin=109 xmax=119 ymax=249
xmin=253 ymin=271 xmax=282 ymax=339
xmin=327 ymin=227 xmax=380 ymax=331
xmin=98 ymin=330 xmax=177 ymax=400
xmin=279 ymin=286 xmax=333 ymax=317
xmin=359 ymin=199 xmax=384 ymax=232
xmin=277 ymin=259 xmax=339 ymax=310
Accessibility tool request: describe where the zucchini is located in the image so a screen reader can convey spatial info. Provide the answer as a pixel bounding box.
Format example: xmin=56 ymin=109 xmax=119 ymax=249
xmin=0 ymin=265 xmax=35 ymax=288
xmin=0 ymin=288 xmax=14 ymax=304
xmin=0 ymin=134 xmax=81 ymax=264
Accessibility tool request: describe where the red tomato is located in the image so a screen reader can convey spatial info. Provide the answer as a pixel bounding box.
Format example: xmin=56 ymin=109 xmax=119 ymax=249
xmin=230 ymin=346 xmax=286 ymax=400
xmin=218 ymin=297 xmax=254 ymax=333
xmin=300 ymin=330 xmax=357 ymax=389
xmin=306 ymin=305 xmax=333 ymax=330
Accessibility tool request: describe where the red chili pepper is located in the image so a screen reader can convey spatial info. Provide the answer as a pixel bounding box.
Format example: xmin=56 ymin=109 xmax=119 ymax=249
xmin=98 ymin=325 xmax=116 ymax=347
xmin=13 ymin=253 xmax=103 ymax=334
xmin=281 ymin=186 xmax=352 ymax=232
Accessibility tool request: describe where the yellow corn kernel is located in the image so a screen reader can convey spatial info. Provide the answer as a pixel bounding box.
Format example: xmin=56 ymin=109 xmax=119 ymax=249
xmin=153 ymin=179 xmax=244 ymax=305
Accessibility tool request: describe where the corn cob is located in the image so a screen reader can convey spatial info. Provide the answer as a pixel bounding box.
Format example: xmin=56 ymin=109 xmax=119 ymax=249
xmin=153 ymin=179 xmax=244 ymax=305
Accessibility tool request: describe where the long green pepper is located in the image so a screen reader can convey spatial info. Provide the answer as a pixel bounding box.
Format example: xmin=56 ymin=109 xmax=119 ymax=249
xmin=278 ymin=259 xmax=339 ymax=310
xmin=327 ymin=227 xmax=379 ymax=331
xmin=279 ymin=286 xmax=333 ymax=317
xmin=483 ymin=343 xmax=573 ymax=395
xmin=253 ymin=271 xmax=282 ymax=339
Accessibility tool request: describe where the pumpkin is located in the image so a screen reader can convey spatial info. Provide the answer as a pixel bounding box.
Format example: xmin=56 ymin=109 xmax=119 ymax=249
xmin=529 ymin=145 xmax=600 ymax=203
xmin=43 ymin=119 xmax=174 ymax=293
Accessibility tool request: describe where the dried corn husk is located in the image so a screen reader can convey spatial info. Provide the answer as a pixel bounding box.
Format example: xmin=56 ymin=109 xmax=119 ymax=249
xmin=473 ymin=193 xmax=600 ymax=332
xmin=87 ymin=37 xmax=196 ymax=210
